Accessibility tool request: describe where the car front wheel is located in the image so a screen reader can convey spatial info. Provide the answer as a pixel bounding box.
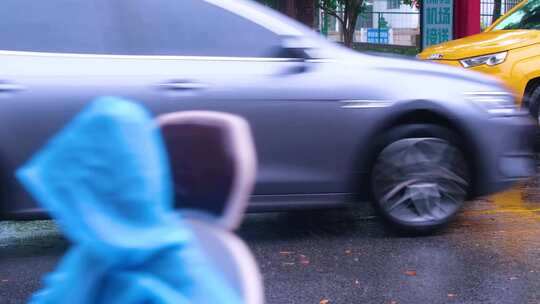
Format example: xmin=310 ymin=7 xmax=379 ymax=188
xmin=527 ymin=84 xmax=540 ymax=123
xmin=526 ymin=84 xmax=540 ymax=149
xmin=371 ymin=137 xmax=470 ymax=232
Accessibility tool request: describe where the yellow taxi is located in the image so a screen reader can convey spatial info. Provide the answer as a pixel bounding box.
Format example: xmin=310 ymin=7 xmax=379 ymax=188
xmin=418 ymin=0 xmax=540 ymax=119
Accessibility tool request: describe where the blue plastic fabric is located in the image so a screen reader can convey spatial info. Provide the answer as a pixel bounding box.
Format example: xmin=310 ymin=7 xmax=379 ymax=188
xmin=16 ymin=97 xmax=242 ymax=304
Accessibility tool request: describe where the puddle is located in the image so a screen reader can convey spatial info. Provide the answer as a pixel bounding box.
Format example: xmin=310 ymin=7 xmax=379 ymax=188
xmin=486 ymin=155 xmax=540 ymax=217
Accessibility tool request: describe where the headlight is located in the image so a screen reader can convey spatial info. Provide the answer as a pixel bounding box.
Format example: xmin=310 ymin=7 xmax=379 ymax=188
xmin=464 ymin=92 xmax=521 ymax=116
xmin=460 ymin=51 xmax=508 ymax=68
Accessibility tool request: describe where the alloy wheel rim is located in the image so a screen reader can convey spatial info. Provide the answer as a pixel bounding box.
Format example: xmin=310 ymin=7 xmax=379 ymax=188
xmin=372 ymin=138 xmax=469 ymax=224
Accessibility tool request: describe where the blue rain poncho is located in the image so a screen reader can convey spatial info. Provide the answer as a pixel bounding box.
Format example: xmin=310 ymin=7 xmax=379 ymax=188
xmin=16 ymin=97 xmax=242 ymax=304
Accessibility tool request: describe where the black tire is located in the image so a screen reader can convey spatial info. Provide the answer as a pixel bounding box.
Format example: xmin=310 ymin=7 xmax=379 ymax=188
xmin=371 ymin=131 xmax=470 ymax=233
xmin=527 ymin=84 xmax=540 ymax=122
xmin=526 ymin=85 xmax=540 ymax=150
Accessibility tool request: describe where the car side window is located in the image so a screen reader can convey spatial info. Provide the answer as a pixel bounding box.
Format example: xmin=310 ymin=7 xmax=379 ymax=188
xmin=0 ymin=0 xmax=109 ymax=54
xmin=107 ymin=0 xmax=284 ymax=57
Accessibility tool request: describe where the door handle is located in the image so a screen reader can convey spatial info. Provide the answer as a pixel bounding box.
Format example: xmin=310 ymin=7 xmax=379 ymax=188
xmin=158 ymin=81 xmax=207 ymax=91
xmin=0 ymin=82 xmax=24 ymax=92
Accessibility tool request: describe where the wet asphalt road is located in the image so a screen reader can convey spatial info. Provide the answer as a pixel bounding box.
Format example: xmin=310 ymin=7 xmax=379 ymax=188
xmin=2 ymin=182 xmax=540 ymax=303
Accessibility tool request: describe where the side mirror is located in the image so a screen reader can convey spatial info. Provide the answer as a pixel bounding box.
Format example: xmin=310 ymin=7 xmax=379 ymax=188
xmin=279 ymin=36 xmax=317 ymax=61
xmin=276 ymin=36 xmax=321 ymax=74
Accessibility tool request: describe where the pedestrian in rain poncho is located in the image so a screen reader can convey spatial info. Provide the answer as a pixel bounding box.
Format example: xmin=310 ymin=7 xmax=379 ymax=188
xmin=16 ymin=97 xmax=243 ymax=304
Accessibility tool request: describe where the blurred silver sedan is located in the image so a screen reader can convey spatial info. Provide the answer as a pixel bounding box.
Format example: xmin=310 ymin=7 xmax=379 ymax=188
xmin=0 ymin=0 xmax=535 ymax=231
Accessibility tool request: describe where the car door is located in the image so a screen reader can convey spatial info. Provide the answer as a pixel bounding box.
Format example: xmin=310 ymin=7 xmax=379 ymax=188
xmin=0 ymin=0 xmax=173 ymax=216
xmin=104 ymin=0 xmax=365 ymax=199
xmin=0 ymin=0 xmax=368 ymax=218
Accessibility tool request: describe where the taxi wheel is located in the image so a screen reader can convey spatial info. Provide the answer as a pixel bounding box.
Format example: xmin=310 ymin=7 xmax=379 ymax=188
xmin=527 ymin=85 xmax=540 ymax=150
xmin=528 ymin=85 xmax=540 ymax=122
xmin=371 ymin=137 xmax=470 ymax=233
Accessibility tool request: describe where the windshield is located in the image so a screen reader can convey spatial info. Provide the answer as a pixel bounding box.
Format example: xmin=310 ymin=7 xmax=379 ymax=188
xmin=493 ymin=0 xmax=540 ymax=31
xmin=493 ymin=0 xmax=540 ymax=30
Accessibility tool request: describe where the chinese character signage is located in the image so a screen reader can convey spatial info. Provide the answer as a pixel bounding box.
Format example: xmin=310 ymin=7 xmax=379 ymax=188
xmin=367 ymin=28 xmax=390 ymax=44
xmin=422 ymin=0 xmax=453 ymax=49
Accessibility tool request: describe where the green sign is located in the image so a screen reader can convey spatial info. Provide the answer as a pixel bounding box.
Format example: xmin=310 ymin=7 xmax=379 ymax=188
xmin=422 ymin=0 xmax=453 ymax=49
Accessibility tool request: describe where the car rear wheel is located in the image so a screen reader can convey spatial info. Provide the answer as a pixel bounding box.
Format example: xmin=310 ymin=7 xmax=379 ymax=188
xmin=371 ymin=137 xmax=470 ymax=232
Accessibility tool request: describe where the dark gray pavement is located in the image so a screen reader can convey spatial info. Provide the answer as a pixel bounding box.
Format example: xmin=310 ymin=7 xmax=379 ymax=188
xmin=2 ymin=182 xmax=540 ymax=304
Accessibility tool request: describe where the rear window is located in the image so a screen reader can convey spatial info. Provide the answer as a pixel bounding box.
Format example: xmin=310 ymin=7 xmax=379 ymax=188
xmin=0 ymin=0 xmax=284 ymax=57
xmin=107 ymin=0 xmax=283 ymax=57
xmin=0 ymin=0 xmax=109 ymax=54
